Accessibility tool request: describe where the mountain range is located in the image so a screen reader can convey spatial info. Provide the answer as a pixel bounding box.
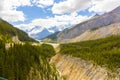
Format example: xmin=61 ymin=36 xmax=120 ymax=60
xmin=23 ymin=26 xmax=62 ymax=40
xmin=25 ymin=6 xmax=120 ymax=42
xmin=1 ymin=6 xmax=120 ymax=43
xmin=57 ymin=6 xmax=120 ymax=43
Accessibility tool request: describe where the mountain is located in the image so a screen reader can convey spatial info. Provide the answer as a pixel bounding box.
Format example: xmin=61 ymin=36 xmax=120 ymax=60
xmin=25 ymin=26 xmax=62 ymax=40
xmin=30 ymin=27 xmax=52 ymax=40
xmin=57 ymin=6 xmax=120 ymax=43
xmin=0 ymin=19 xmax=36 ymax=42
xmin=48 ymin=26 xmax=60 ymax=33
xmin=70 ymin=23 xmax=120 ymax=42
xmin=42 ymin=31 xmax=60 ymax=43
xmin=42 ymin=31 xmax=60 ymax=40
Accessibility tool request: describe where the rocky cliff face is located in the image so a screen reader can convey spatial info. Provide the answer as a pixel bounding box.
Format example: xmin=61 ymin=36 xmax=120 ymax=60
xmin=69 ymin=23 xmax=120 ymax=43
xmin=58 ymin=6 xmax=120 ymax=43
xmin=50 ymin=54 xmax=120 ymax=80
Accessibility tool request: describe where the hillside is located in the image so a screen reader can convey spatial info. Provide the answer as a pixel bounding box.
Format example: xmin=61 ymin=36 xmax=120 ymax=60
xmin=51 ymin=36 xmax=120 ymax=80
xmin=0 ymin=19 xmax=35 ymax=42
xmin=0 ymin=41 xmax=61 ymax=80
xmin=42 ymin=31 xmax=60 ymax=43
xmin=57 ymin=6 xmax=120 ymax=43
xmin=70 ymin=23 xmax=120 ymax=43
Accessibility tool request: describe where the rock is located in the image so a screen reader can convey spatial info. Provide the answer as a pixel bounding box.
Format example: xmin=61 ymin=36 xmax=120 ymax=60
xmin=50 ymin=54 xmax=120 ymax=80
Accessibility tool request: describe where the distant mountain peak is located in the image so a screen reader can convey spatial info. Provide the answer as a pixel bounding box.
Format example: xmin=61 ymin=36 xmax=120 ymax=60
xmin=94 ymin=14 xmax=99 ymax=17
xmin=29 ymin=27 xmax=52 ymax=40
xmin=27 ymin=26 xmax=63 ymax=40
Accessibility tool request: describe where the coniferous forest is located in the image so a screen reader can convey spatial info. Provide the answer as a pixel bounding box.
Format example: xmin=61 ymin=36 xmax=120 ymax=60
xmin=0 ymin=19 xmax=35 ymax=42
xmin=60 ymin=36 xmax=120 ymax=72
xmin=0 ymin=39 xmax=60 ymax=80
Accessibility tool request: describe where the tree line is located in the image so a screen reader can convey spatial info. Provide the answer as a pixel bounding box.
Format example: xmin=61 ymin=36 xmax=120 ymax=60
xmin=0 ymin=40 xmax=60 ymax=80
xmin=60 ymin=36 xmax=120 ymax=72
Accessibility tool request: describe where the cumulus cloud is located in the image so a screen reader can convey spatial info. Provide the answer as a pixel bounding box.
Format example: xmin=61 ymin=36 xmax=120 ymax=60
xmin=32 ymin=0 xmax=54 ymax=8
xmin=52 ymin=0 xmax=120 ymax=14
xmin=89 ymin=0 xmax=120 ymax=12
xmin=16 ymin=12 xmax=91 ymax=32
xmin=0 ymin=0 xmax=55 ymax=22
xmin=0 ymin=0 xmax=32 ymax=22
xmin=1 ymin=0 xmax=120 ymax=29
xmin=52 ymin=0 xmax=91 ymax=14
xmin=0 ymin=10 xmax=25 ymax=22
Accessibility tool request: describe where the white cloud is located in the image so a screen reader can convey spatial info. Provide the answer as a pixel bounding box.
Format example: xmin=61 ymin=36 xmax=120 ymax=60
xmin=32 ymin=0 xmax=54 ymax=8
xmin=89 ymin=0 xmax=120 ymax=12
xmin=0 ymin=0 xmax=54 ymax=22
xmin=16 ymin=12 xmax=91 ymax=32
xmin=0 ymin=0 xmax=32 ymax=22
xmin=1 ymin=0 xmax=120 ymax=30
xmin=0 ymin=10 xmax=25 ymax=22
xmin=52 ymin=0 xmax=120 ymax=14
xmin=52 ymin=0 xmax=91 ymax=14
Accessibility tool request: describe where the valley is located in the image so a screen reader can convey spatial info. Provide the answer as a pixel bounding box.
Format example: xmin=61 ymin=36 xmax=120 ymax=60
xmin=51 ymin=36 xmax=120 ymax=80
xmin=0 ymin=4 xmax=120 ymax=80
xmin=0 ymin=41 xmax=62 ymax=80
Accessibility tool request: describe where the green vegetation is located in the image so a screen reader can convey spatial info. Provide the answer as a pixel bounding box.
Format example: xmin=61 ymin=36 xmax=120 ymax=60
xmin=0 ymin=19 xmax=35 ymax=42
xmin=42 ymin=31 xmax=60 ymax=43
xmin=60 ymin=36 xmax=120 ymax=72
xmin=0 ymin=40 xmax=59 ymax=80
xmin=41 ymin=44 xmax=55 ymax=58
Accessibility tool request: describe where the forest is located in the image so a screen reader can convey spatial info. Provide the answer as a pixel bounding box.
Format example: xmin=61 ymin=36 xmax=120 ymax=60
xmin=0 ymin=40 xmax=60 ymax=80
xmin=60 ymin=36 xmax=120 ymax=72
xmin=0 ymin=19 xmax=35 ymax=42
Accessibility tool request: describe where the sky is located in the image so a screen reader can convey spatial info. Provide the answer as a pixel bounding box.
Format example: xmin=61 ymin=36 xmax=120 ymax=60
xmin=0 ymin=0 xmax=120 ymax=31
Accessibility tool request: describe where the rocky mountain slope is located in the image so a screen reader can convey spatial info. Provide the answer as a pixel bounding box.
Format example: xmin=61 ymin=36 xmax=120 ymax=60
xmin=50 ymin=54 xmax=119 ymax=80
xmin=58 ymin=6 xmax=120 ymax=43
xmin=70 ymin=23 xmax=120 ymax=43
xmin=50 ymin=35 xmax=120 ymax=80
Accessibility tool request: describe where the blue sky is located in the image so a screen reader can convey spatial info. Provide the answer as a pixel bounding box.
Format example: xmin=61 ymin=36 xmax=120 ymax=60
xmin=14 ymin=5 xmax=93 ymax=25
xmin=0 ymin=0 xmax=120 ymax=31
xmin=16 ymin=6 xmax=54 ymax=24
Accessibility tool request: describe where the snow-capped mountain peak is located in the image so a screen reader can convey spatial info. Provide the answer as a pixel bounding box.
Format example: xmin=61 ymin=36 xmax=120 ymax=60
xmin=29 ymin=26 xmax=44 ymax=35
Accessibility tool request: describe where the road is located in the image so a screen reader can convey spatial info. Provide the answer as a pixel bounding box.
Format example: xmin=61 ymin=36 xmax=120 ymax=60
xmin=45 ymin=43 xmax=59 ymax=49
